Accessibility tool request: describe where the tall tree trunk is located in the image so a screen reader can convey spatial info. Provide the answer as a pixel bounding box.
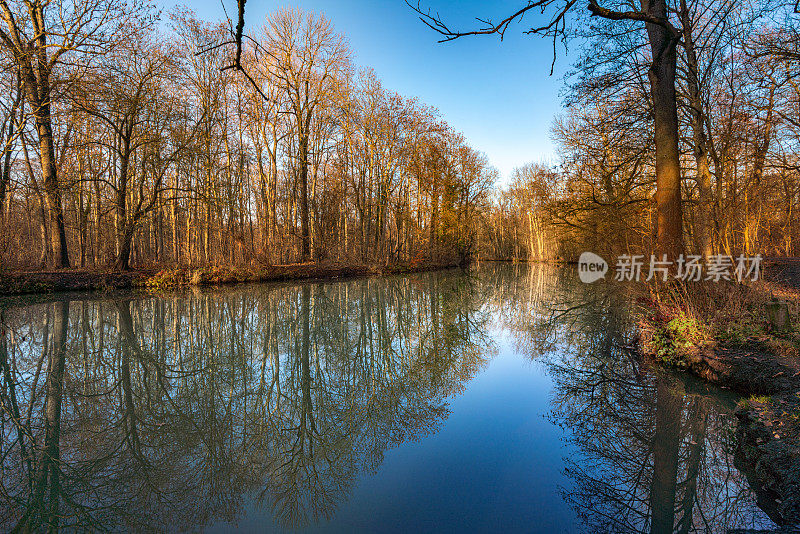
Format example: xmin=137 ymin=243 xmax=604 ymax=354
xmin=34 ymin=103 xmax=70 ymax=268
xmin=430 ymin=174 xmax=439 ymax=260
xmin=270 ymin=142 xmax=278 ymax=258
xmin=299 ymin=133 xmax=311 ymax=262
xmin=21 ymin=131 xmax=50 ymax=267
xmin=114 ymin=145 xmax=131 ymax=271
xmin=12 ymin=11 xmax=71 ymax=269
xmin=38 ymin=195 xmax=49 ymax=268
xmin=0 ymin=85 xmax=20 ymax=226
xmin=680 ymin=1 xmax=713 ymax=258
xmin=644 ymin=0 xmax=684 ymax=259
xmin=93 ymin=178 xmax=102 ymax=266
xmin=172 ymin=171 xmax=179 ymax=265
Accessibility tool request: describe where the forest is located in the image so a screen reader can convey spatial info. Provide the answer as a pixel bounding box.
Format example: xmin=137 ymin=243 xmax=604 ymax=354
xmin=469 ymin=0 xmax=800 ymax=262
xmin=6 ymin=1 xmax=800 ymax=530
xmin=1 ymin=0 xmax=799 ymax=275
xmin=0 ymin=2 xmax=495 ymax=272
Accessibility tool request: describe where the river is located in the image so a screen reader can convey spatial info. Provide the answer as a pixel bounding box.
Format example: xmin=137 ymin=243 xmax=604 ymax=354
xmin=0 ymin=264 xmax=777 ymax=532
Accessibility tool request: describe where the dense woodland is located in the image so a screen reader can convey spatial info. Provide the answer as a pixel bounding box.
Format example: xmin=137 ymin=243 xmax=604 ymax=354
xmin=473 ymin=0 xmax=800 ymax=261
xmin=2 ymin=0 xmax=800 ymax=272
xmin=0 ymin=2 xmax=495 ymax=271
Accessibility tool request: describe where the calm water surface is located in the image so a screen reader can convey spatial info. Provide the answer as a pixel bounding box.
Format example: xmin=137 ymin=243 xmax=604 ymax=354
xmin=0 ymin=264 xmax=777 ymax=532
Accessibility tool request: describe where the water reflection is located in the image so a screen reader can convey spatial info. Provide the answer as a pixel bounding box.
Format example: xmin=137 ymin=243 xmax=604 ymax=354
xmin=0 ymin=265 xmax=778 ymax=532
xmin=0 ymin=273 xmax=493 ymax=531
xmin=519 ymin=264 xmax=774 ymax=533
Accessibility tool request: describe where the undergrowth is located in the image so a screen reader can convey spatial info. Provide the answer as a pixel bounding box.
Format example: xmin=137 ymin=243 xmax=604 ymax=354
xmin=637 ymin=280 xmax=800 ymax=366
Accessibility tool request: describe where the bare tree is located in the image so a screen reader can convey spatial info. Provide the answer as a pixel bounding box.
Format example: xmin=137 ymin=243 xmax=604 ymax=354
xmin=408 ymin=0 xmax=686 ymax=257
xmin=0 ymin=0 xmax=149 ymax=268
xmin=260 ymin=10 xmax=349 ymax=262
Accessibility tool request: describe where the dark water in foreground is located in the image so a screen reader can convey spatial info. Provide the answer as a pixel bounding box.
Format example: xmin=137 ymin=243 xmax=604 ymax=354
xmin=0 ymin=264 xmax=777 ymax=532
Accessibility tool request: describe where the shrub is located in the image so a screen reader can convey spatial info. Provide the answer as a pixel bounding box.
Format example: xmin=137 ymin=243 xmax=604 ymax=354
xmin=190 ymin=266 xmax=254 ymax=285
xmin=145 ymin=268 xmax=189 ymax=290
xmin=638 ymin=279 xmax=800 ymax=364
xmin=644 ymin=311 xmax=707 ymax=366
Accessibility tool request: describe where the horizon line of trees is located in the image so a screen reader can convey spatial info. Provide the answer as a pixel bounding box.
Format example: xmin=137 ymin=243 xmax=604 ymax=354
xmin=0 ymin=2 xmax=495 ymax=272
xmin=5 ymin=0 xmax=800 ymax=273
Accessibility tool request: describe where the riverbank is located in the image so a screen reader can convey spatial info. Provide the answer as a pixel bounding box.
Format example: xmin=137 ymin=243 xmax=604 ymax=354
xmin=636 ymin=262 xmax=800 ymax=525
xmin=0 ymin=260 xmax=460 ymax=296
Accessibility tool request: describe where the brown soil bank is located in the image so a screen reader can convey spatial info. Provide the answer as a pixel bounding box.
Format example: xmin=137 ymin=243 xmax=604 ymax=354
xmin=736 ymin=391 xmax=800 ymax=527
xmin=0 ymin=261 xmax=459 ymax=296
xmin=0 ymin=269 xmax=153 ymax=295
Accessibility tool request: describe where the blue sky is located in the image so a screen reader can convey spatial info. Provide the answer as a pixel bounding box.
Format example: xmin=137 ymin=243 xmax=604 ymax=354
xmin=164 ymin=0 xmax=574 ymax=184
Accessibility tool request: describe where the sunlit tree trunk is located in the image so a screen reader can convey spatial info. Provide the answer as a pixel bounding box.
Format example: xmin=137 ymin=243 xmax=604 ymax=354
xmin=299 ymin=130 xmax=311 ymax=261
xmin=644 ymin=3 xmax=684 ymax=259
xmin=34 ymin=100 xmax=71 ymax=269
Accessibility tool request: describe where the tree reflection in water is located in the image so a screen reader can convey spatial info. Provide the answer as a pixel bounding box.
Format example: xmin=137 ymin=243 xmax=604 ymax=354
xmin=0 ymin=272 xmax=493 ymax=531
xmin=482 ymin=263 xmax=775 ymax=533
xmin=0 ymin=265 xmax=780 ymax=532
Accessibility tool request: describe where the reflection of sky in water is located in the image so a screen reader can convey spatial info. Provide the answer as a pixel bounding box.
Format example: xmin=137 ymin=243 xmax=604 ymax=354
xmin=217 ymin=335 xmax=576 ymax=533
xmin=0 ymin=264 xmax=779 ymax=532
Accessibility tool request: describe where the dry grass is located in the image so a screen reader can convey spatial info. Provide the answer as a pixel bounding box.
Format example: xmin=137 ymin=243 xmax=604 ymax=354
xmin=637 ymin=280 xmax=800 ymax=364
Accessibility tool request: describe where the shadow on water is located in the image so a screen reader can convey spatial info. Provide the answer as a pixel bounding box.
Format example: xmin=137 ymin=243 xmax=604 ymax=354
xmin=0 ymin=265 xmax=779 ymax=532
